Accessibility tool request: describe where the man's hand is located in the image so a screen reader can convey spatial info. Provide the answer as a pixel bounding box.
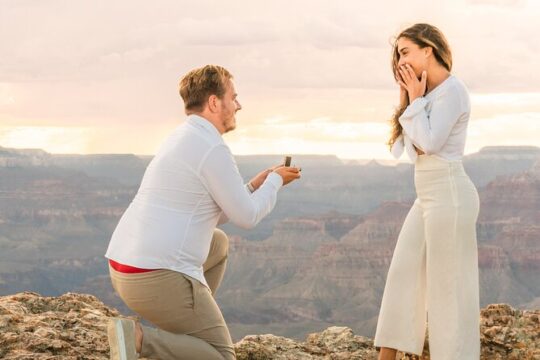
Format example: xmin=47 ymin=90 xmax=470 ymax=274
xmin=248 ymin=164 xmax=284 ymax=190
xmin=273 ymin=166 xmax=301 ymax=186
xmin=248 ymin=168 xmax=273 ymax=191
xmin=249 ymin=163 xmax=301 ymax=191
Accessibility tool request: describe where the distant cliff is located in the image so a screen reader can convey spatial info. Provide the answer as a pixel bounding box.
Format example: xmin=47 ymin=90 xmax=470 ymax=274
xmin=0 ymin=292 xmax=538 ymax=359
xmin=1 ymin=145 xmax=539 ymax=342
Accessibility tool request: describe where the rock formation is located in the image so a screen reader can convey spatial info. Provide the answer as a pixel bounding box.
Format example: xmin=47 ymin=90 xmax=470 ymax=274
xmin=1 ymin=292 xmax=538 ymax=359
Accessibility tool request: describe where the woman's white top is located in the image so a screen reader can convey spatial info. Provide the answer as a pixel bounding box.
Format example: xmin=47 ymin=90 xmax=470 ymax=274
xmin=390 ymin=75 xmax=471 ymax=162
xmin=105 ymin=115 xmax=283 ymax=289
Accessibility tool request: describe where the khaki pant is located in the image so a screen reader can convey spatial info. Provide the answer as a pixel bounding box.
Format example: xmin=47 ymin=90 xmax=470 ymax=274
xmin=109 ymin=229 xmax=235 ymax=360
xmin=374 ymin=155 xmax=481 ymax=359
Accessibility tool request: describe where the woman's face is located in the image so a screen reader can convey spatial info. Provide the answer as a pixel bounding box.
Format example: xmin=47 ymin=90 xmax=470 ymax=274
xmin=396 ymin=37 xmax=429 ymax=79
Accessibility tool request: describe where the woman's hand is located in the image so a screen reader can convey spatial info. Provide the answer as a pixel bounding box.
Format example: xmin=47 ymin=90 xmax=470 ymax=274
xmin=399 ymin=83 xmax=409 ymax=109
xmin=397 ymin=64 xmax=427 ymax=103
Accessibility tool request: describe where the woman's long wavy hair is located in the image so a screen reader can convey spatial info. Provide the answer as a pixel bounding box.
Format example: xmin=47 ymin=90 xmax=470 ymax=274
xmin=388 ymin=23 xmax=453 ymax=149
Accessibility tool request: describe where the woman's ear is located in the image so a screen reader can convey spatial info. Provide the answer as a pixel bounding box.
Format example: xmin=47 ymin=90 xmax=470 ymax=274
xmin=424 ymin=46 xmax=433 ymax=58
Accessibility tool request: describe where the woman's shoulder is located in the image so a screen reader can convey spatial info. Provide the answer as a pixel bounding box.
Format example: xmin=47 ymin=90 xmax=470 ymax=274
xmin=440 ymin=76 xmax=471 ymax=112
xmin=429 ymin=75 xmax=469 ymax=103
xmin=447 ymin=75 xmax=469 ymax=95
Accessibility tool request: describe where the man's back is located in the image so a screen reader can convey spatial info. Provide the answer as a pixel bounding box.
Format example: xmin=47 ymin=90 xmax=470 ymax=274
xmin=105 ymin=65 xmax=301 ymax=360
xmin=105 ymin=115 xmax=226 ymax=287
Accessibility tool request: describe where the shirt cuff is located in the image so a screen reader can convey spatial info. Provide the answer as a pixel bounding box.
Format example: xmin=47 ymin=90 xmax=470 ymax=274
xmin=400 ymin=97 xmax=428 ymax=121
xmin=246 ymin=182 xmax=255 ymax=193
xmin=390 ymin=135 xmax=404 ymax=159
xmin=267 ymin=171 xmax=284 ymax=190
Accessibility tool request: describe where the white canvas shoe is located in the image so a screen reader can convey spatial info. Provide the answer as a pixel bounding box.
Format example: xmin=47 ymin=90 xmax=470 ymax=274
xmin=107 ymin=317 xmax=138 ymax=360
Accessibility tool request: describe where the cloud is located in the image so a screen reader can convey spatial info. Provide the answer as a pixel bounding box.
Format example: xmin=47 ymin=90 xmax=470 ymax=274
xmin=470 ymin=92 xmax=540 ymax=120
xmin=2 ymin=0 xmax=538 ymax=89
xmin=0 ymin=126 xmax=92 ymax=154
xmin=466 ymin=112 xmax=540 ymax=153
xmin=467 ymin=0 xmax=525 ymax=6
xmin=0 ymin=0 xmax=539 ymax=157
xmin=233 ymin=117 xmax=389 ymax=143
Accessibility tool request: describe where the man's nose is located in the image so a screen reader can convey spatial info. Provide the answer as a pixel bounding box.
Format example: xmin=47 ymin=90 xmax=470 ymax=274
xmin=236 ymin=100 xmax=242 ymax=111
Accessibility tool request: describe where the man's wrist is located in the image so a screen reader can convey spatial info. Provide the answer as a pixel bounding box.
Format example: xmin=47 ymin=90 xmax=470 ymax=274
xmin=247 ymin=182 xmax=255 ymax=193
xmin=267 ymin=171 xmax=284 ymax=188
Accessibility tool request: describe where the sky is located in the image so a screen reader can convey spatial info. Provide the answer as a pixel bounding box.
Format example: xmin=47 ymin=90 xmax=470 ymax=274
xmin=0 ymin=0 xmax=539 ymax=160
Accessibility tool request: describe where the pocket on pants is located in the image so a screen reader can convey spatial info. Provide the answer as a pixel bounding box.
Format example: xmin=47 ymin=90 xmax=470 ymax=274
xmin=192 ymin=281 xmax=226 ymax=327
xmin=181 ymin=275 xmax=198 ymax=310
xmin=128 ymin=273 xmax=203 ymax=333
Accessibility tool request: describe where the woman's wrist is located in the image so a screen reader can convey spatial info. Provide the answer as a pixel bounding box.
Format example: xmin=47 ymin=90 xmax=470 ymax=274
xmin=408 ymin=92 xmax=423 ymax=103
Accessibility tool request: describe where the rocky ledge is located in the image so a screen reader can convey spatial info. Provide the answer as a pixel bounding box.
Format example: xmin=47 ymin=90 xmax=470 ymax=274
xmin=0 ymin=292 xmax=538 ymax=359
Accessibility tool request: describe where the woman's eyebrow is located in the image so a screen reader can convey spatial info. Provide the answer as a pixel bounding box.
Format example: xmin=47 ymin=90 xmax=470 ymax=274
xmin=398 ymin=47 xmax=409 ymax=54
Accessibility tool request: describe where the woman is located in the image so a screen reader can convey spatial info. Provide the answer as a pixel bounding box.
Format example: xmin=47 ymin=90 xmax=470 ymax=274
xmin=374 ymin=23 xmax=480 ymax=359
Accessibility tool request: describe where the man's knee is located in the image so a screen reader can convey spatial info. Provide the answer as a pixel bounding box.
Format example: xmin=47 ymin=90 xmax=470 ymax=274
xmin=212 ymin=228 xmax=229 ymax=259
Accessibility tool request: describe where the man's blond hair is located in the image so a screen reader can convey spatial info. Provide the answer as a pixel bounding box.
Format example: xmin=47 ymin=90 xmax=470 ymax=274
xmin=179 ymin=65 xmax=233 ymax=113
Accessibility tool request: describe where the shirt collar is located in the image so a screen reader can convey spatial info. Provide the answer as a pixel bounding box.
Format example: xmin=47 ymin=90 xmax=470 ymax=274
xmin=425 ymin=74 xmax=454 ymax=100
xmin=186 ymin=114 xmax=223 ymax=140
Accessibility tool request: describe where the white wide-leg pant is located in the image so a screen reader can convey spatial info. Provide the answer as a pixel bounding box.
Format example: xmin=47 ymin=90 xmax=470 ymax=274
xmin=374 ymin=155 xmax=480 ymax=359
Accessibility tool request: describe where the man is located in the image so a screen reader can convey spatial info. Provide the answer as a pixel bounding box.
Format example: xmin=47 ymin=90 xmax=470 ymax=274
xmin=105 ymin=65 xmax=301 ymax=360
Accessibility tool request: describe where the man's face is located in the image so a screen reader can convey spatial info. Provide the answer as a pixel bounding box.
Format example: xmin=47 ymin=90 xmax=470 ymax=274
xmin=218 ymin=79 xmax=242 ymax=133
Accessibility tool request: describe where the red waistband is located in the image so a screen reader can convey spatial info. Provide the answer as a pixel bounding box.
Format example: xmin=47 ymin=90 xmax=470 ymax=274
xmin=109 ymin=259 xmax=158 ymax=273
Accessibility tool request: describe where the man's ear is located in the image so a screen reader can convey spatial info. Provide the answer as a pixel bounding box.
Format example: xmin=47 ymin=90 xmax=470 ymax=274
xmin=207 ymin=95 xmax=219 ymax=113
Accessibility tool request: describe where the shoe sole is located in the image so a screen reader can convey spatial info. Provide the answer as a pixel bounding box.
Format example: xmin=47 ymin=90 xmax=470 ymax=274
xmin=108 ymin=318 xmax=136 ymax=360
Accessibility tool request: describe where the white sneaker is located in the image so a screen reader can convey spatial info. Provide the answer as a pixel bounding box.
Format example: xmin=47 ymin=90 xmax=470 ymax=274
xmin=107 ymin=317 xmax=138 ymax=360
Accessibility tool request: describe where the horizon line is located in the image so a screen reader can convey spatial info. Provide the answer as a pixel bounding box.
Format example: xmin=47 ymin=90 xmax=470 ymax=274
xmin=2 ymin=144 xmax=540 ymax=162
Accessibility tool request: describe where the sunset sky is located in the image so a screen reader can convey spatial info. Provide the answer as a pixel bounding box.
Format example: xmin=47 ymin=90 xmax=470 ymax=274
xmin=1 ymin=0 xmax=539 ymax=160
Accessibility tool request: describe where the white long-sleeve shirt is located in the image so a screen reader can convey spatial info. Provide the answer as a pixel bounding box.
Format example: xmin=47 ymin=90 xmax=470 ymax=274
xmin=391 ymin=75 xmax=471 ymax=162
xmin=105 ymin=114 xmax=283 ymax=288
